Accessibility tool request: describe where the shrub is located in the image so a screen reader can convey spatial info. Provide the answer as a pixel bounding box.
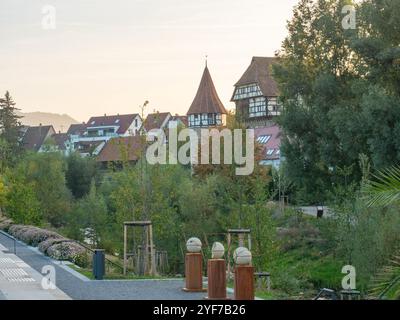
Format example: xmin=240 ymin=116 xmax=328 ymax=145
xmin=47 ymin=242 xmax=89 ymax=267
xmin=38 ymin=238 xmax=71 ymax=254
xmin=0 ymin=216 xmax=13 ymax=231
xmin=8 ymin=224 xmax=32 ymax=239
xmin=18 ymin=227 xmax=62 ymax=246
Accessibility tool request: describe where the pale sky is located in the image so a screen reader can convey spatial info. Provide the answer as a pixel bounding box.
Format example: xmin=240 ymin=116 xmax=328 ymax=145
xmin=0 ymin=0 xmax=298 ymax=122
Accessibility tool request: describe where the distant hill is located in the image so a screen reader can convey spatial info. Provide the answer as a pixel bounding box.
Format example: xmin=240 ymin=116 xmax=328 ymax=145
xmin=17 ymin=111 xmax=80 ymax=133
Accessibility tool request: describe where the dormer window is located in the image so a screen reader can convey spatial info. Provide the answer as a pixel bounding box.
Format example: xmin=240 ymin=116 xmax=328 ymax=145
xmin=115 ymin=119 xmax=120 ymax=124
xmin=257 ymin=135 xmax=271 ymax=144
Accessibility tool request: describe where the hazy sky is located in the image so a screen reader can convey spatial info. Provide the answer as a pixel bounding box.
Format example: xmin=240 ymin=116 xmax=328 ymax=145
xmin=0 ymin=0 xmax=298 ymax=122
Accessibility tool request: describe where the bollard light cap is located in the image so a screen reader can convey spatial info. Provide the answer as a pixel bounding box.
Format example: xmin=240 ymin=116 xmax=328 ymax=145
xmin=186 ymin=237 xmax=202 ymax=253
xmin=233 ymin=247 xmax=252 ymax=265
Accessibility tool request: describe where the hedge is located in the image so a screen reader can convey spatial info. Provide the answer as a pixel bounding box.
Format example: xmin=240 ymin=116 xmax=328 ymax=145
xmin=0 ymin=214 xmax=89 ymax=267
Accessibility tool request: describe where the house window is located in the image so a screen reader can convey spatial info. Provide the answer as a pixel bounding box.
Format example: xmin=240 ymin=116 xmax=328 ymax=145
xmin=249 ymin=97 xmax=267 ymax=118
xmin=115 ymin=119 xmax=120 ymax=124
xmin=135 ymin=119 xmax=138 ymax=127
xmin=256 ymin=135 xmax=271 ymax=144
xmin=266 ymin=149 xmax=275 ymax=156
xmin=233 ymin=84 xmax=263 ymax=100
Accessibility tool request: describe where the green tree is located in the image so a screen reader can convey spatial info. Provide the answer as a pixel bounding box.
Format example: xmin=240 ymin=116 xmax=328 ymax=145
xmin=5 ymin=175 xmax=42 ymax=225
xmin=0 ymin=91 xmax=22 ymax=163
xmin=275 ymin=0 xmax=400 ymax=203
xmin=274 ymin=0 xmax=359 ymax=204
xmin=66 ymin=153 xmax=99 ymax=198
xmin=16 ymin=152 xmax=72 ymax=227
xmin=68 ymin=181 xmax=108 ymax=247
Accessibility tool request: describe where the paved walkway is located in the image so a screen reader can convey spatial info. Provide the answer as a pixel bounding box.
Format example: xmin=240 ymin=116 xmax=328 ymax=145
xmin=0 ymin=243 xmax=70 ymax=300
xmin=0 ymin=232 xmax=214 ymax=300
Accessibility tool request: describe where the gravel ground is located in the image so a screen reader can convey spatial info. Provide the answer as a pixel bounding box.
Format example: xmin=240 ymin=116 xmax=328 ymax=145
xmin=0 ymin=233 xmax=208 ymax=300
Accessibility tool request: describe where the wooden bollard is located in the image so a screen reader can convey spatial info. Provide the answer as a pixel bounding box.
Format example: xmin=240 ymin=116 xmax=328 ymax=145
xmin=206 ymin=259 xmax=229 ymax=300
xmin=183 ymin=253 xmax=205 ymax=292
xmin=234 ymin=265 xmax=255 ymax=300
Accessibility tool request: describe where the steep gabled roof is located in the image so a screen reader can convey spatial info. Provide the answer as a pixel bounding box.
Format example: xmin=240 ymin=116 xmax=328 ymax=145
xmin=86 ymin=114 xmax=140 ymax=134
xmin=97 ymin=136 xmax=143 ymax=163
xmin=21 ymin=125 xmax=56 ymax=152
xmin=170 ymin=115 xmax=188 ymax=127
xmin=67 ymin=123 xmax=86 ymax=136
xmin=143 ymin=112 xmax=171 ymax=132
xmin=233 ymin=57 xmax=279 ymax=98
xmin=187 ymin=66 xmax=227 ymax=115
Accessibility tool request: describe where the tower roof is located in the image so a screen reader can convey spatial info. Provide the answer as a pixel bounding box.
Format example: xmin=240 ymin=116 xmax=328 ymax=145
xmin=187 ymin=66 xmax=227 ymax=115
xmin=233 ymin=57 xmax=279 ymax=98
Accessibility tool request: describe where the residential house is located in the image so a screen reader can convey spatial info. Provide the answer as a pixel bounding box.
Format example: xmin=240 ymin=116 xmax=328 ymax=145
xmin=70 ymin=113 xmax=142 ymax=156
xmin=167 ymin=115 xmax=188 ymax=129
xmin=67 ymin=123 xmax=86 ymax=137
xmin=96 ymin=135 xmax=143 ymax=168
xmin=21 ymin=125 xmax=56 ymax=152
xmin=232 ymin=57 xmax=282 ymax=128
xmin=143 ymin=112 xmax=172 ymax=134
xmin=51 ymin=133 xmax=73 ymax=156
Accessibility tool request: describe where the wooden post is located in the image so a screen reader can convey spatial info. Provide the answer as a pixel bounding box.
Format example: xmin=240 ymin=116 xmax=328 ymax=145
xmin=149 ymin=224 xmax=156 ymax=276
xmin=248 ymin=234 xmax=252 ymax=251
xmin=123 ymin=224 xmax=127 ymax=275
xmin=183 ymin=253 xmax=205 ymax=292
xmin=227 ymin=233 xmax=231 ymax=280
xmin=234 ymin=265 xmax=255 ymax=300
xmin=206 ymin=259 xmax=229 ymax=300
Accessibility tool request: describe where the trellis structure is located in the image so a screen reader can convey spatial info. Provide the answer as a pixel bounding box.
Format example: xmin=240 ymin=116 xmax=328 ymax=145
xmin=123 ymin=221 xmax=156 ymax=276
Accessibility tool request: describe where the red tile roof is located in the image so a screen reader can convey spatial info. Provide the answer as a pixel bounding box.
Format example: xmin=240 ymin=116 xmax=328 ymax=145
xmin=86 ymin=114 xmax=140 ymax=134
xmin=96 ymin=136 xmax=143 ymax=163
xmin=187 ymin=66 xmax=227 ymax=115
xmin=143 ymin=112 xmax=171 ymax=132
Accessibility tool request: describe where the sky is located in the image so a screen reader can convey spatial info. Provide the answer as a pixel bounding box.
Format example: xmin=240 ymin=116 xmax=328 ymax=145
xmin=0 ymin=0 xmax=299 ymax=122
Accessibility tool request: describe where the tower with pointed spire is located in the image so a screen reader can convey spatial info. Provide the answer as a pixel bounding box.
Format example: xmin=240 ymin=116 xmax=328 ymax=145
xmin=187 ymin=64 xmax=227 ymax=128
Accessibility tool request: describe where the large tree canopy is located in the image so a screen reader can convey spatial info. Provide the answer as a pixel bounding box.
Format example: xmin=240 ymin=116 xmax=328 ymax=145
xmin=275 ymin=0 xmax=400 ymax=203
